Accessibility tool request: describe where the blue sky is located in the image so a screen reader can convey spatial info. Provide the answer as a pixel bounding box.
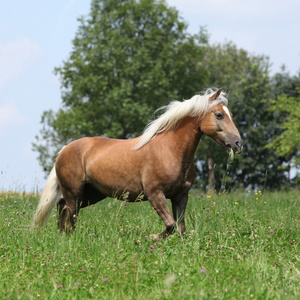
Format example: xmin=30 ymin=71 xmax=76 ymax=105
xmin=1 ymin=0 xmax=299 ymax=192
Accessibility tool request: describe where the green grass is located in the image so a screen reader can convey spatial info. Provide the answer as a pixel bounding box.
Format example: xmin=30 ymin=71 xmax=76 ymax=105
xmin=0 ymin=190 xmax=299 ymax=299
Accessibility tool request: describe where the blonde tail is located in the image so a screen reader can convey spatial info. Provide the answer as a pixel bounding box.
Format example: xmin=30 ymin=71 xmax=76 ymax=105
xmin=33 ymin=166 xmax=61 ymax=227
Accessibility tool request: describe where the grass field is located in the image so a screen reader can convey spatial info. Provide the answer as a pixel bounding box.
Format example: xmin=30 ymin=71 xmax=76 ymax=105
xmin=0 ymin=189 xmax=299 ymax=299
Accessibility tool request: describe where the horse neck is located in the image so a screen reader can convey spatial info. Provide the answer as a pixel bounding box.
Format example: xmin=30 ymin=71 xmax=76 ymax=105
xmin=156 ymin=116 xmax=203 ymax=160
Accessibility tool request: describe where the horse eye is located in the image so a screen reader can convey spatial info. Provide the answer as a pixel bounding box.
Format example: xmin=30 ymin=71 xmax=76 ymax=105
xmin=215 ymin=113 xmax=224 ymax=120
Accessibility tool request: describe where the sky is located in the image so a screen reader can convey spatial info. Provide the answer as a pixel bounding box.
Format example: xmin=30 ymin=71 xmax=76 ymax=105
xmin=0 ymin=0 xmax=299 ymax=192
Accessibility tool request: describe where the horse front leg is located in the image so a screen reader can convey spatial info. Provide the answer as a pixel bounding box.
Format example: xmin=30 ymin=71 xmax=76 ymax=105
xmin=171 ymin=192 xmax=189 ymax=237
xmin=147 ymin=191 xmax=176 ymax=241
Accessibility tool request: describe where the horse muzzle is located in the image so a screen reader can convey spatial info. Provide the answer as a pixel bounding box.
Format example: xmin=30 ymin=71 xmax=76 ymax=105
xmin=226 ymin=138 xmax=243 ymax=154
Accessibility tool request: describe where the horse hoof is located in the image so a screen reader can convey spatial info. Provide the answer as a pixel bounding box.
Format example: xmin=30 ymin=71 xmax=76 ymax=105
xmin=150 ymin=234 xmax=161 ymax=241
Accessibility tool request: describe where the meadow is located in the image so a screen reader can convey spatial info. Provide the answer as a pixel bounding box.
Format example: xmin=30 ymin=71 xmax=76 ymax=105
xmin=0 ymin=189 xmax=299 ymax=299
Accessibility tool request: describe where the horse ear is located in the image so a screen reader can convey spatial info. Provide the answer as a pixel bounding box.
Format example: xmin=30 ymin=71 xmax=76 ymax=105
xmin=225 ymin=89 xmax=229 ymax=94
xmin=209 ymin=88 xmax=222 ymax=101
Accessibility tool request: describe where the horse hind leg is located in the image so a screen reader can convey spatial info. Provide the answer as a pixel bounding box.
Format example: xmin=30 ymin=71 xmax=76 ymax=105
xmin=57 ymin=198 xmax=70 ymax=233
xmin=57 ymin=198 xmax=66 ymax=222
xmin=57 ymin=191 xmax=80 ymax=233
xmin=57 ymin=183 xmax=106 ymax=233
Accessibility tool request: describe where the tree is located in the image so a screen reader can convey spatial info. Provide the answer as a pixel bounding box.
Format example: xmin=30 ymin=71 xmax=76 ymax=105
xmin=266 ymin=70 xmax=300 ymax=185
xmin=33 ymin=0 xmax=209 ymax=173
xmin=267 ymin=87 xmax=300 ymax=167
xmin=195 ymin=42 xmax=293 ymax=191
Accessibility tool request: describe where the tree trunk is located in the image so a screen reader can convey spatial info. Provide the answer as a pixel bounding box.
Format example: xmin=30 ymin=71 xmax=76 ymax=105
xmin=208 ymin=153 xmax=215 ymax=192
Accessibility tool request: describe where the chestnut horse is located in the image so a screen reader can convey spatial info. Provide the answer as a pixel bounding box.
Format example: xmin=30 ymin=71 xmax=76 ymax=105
xmin=33 ymin=88 xmax=242 ymax=238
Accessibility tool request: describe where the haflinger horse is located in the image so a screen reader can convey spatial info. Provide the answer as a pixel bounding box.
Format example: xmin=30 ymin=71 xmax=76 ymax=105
xmin=33 ymin=88 xmax=243 ymax=239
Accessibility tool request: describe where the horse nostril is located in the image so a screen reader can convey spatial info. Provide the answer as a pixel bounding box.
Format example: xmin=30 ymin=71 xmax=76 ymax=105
xmin=236 ymin=140 xmax=243 ymax=150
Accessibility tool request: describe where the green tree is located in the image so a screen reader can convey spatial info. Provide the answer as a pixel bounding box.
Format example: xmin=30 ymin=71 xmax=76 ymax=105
xmin=270 ymin=67 xmax=300 ymax=99
xmin=267 ymin=88 xmax=300 ymax=167
xmin=33 ymin=0 xmax=209 ymax=173
xmin=267 ymin=70 xmax=300 ymax=184
xmin=195 ymin=42 xmax=292 ymax=191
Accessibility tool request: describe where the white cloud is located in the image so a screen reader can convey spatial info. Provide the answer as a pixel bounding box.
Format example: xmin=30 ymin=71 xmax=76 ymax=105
xmin=0 ymin=38 xmax=43 ymax=89
xmin=0 ymin=100 xmax=27 ymax=132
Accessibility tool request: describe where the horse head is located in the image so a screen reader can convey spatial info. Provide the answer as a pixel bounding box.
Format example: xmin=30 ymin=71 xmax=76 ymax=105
xmin=200 ymin=89 xmax=243 ymax=154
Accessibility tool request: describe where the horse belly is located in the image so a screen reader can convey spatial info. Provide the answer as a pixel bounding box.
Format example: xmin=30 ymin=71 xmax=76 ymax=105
xmin=86 ymin=161 xmax=144 ymax=201
xmin=89 ymin=177 xmax=145 ymax=201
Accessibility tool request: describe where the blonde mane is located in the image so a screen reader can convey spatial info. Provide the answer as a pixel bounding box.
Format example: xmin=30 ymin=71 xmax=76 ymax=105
xmin=134 ymin=89 xmax=228 ymax=149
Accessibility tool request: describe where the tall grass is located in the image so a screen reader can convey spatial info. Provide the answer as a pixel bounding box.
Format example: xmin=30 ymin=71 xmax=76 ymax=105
xmin=0 ymin=190 xmax=299 ymax=299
